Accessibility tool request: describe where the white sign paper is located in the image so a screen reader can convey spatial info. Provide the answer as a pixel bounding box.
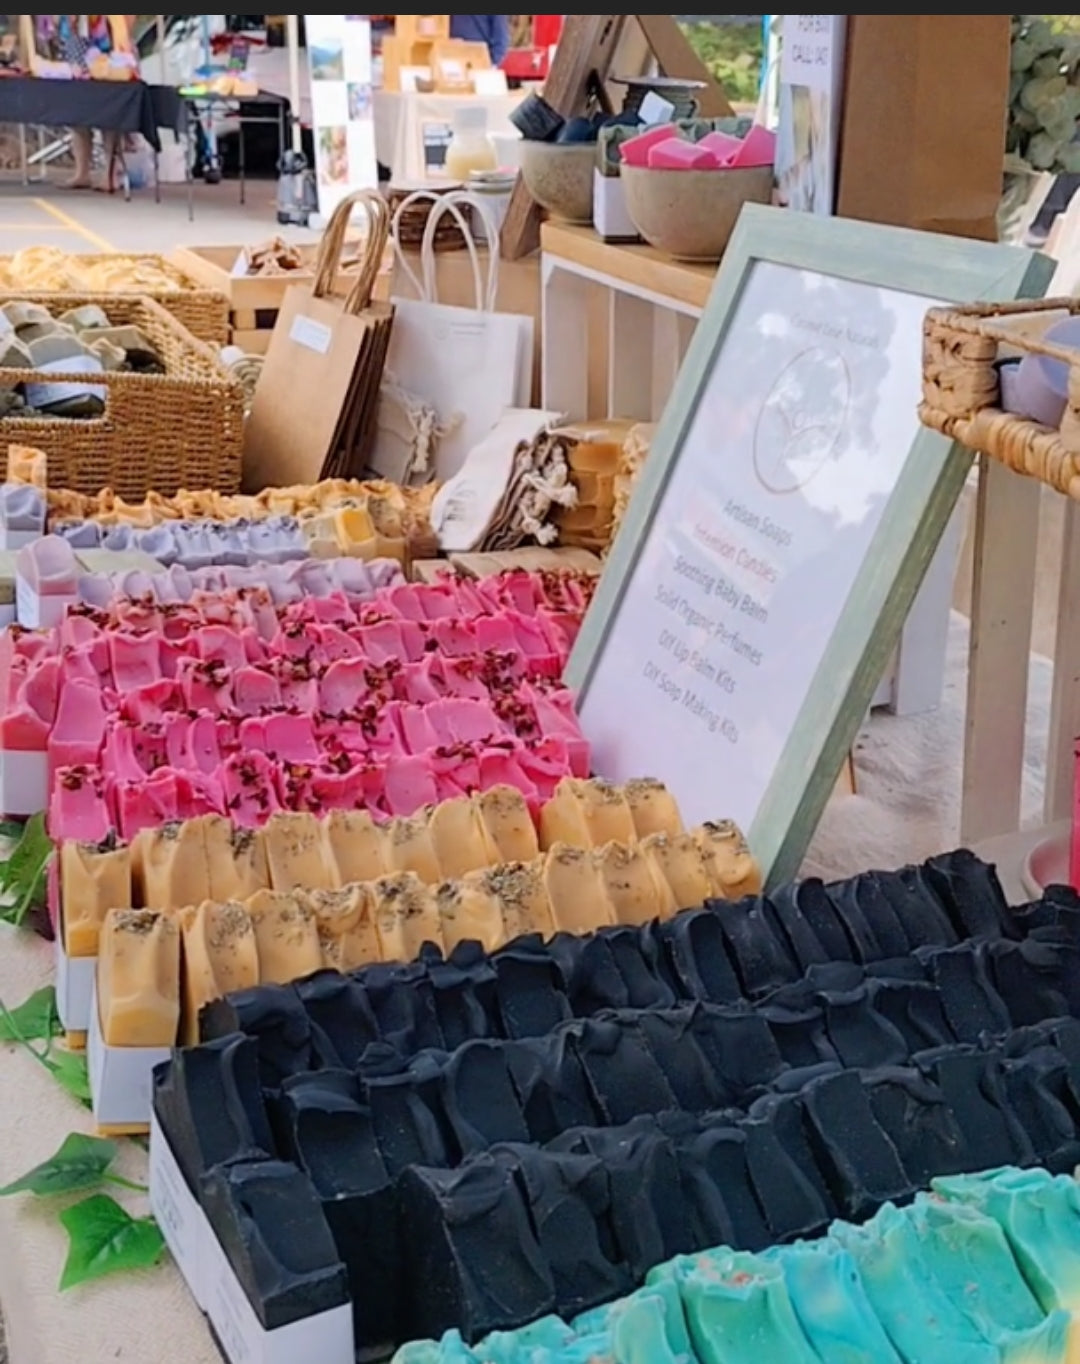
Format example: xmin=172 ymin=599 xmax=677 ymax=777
xmin=776 ymin=14 xmax=847 ymax=215
xmin=780 ymin=14 xmax=840 ymax=92
xmin=305 ymin=14 xmax=377 ymax=218
xmin=575 ymin=260 xmax=942 ymax=833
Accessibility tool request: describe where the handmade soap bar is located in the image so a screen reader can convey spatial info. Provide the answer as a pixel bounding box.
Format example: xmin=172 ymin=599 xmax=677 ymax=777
xmin=597 ymin=843 xmax=675 ymax=926
xmin=323 ymin=809 xmax=389 ymax=888
xmin=246 ymin=890 xmax=323 ymax=985
xmin=430 ymin=798 xmax=496 ymax=881
xmin=696 ymin=822 xmax=762 ymax=899
xmin=203 ymin=818 xmax=271 ymax=904
xmin=374 ymin=874 xmax=444 ymax=960
xmin=387 ymin=813 xmax=443 ymax=884
xmin=623 ymin=778 xmax=684 ymax=839
xmin=647 ymin=139 xmax=718 ymax=169
xmin=179 ymin=900 xmax=260 ymax=1045
xmin=16 ymin=534 xmax=78 ymax=626
xmin=133 ymin=821 xmax=213 ymax=911
xmin=485 ymin=862 xmax=555 ymax=943
xmin=475 ymin=787 xmax=540 ymax=864
xmin=0 ymin=482 xmax=45 ymax=546
xmin=641 ymin=833 xmax=714 ymax=912
xmin=60 ymin=836 xmax=132 ymax=956
xmin=438 ymin=877 xmax=506 ymax=955
xmin=97 ymin=908 xmax=180 ymax=1048
xmin=619 ymin=124 xmax=686 ymax=168
xmin=544 ymin=846 xmax=616 ymax=935
xmin=200 ymin=983 xmax=317 ymax=1083
xmin=261 ymin=811 xmax=333 ymax=893
xmin=540 ymin=779 xmax=637 ymax=851
xmin=200 ymin=1158 xmax=350 ymax=1333
xmin=303 ymin=886 xmax=382 ymax=972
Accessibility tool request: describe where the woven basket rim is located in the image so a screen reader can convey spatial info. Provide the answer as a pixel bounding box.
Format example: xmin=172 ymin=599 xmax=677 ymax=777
xmin=0 ymin=250 xmax=210 ymax=293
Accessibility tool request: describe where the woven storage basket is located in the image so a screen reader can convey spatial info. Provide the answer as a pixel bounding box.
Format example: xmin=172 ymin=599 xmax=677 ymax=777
xmin=0 ymin=292 xmax=244 ymax=498
xmin=920 ymin=297 xmax=1080 ymax=500
xmin=0 ymin=252 xmax=229 ymax=346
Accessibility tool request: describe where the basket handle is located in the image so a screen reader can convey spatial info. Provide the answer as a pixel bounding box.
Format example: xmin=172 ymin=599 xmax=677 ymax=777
xmin=312 ymin=190 xmax=386 ymax=304
xmin=929 ymin=297 xmax=1080 ymax=369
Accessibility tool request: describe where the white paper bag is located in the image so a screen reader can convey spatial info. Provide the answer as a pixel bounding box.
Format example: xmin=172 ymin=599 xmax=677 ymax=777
xmin=371 ymin=190 xmax=534 ymax=484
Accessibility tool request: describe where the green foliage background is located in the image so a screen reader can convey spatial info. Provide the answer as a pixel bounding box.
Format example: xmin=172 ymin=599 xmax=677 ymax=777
xmin=678 ymin=20 xmax=764 ymax=105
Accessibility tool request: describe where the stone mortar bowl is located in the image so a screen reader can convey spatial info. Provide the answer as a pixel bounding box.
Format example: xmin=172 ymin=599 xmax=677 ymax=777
xmin=520 ymin=142 xmax=596 ymax=225
xmin=621 ymin=163 xmax=774 ymax=261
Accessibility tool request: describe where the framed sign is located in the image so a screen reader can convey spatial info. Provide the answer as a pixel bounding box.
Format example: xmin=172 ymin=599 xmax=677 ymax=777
xmin=566 ymin=204 xmax=1051 ymax=888
xmin=306 ymin=14 xmax=377 ymax=218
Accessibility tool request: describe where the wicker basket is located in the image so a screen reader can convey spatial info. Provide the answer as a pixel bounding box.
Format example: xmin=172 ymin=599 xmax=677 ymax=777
xmin=920 ymin=297 xmax=1080 ymax=500
xmin=0 ymin=251 xmax=229 ymax=346
xmin=0 ymin=292 xmax=244 ymax=498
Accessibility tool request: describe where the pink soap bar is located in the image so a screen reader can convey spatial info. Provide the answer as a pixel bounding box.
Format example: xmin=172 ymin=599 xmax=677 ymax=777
xmin=430 ymin=745 xmax=481 ymax=800
xmin=109 ymin=633 xmax=162 ymax=694
xmin=383 ymin=753 xmax=438 ymax=818
xmin=315 ymin=624 xmax=363 ymax=664
xmin=233 ymin=666 xmax=282 ymax=717
xmin=222 ymin=751 xmax=282 ymax=827
xmin=358 ymin=621 xmax=405 ymax=666
xmin=647 ymin=138 xmax=719 ymax=170
xmin=195 ymin=625 xmax=248 ymax=671
xmin=163 ymin=713 xmax=221 ymax=774
xmin=307 ymin=764 xmax=381 ymax=816
xmin=22 ymin=655 xmax=62 ymax=729
xmin=49 ymin=678 xmax=108 ymax=776
xmin=431 ymin=618 xmax=478 ymax=658
xmin=478 ymin=745 xmax=539 ymax=813
xmin=50 ymin=766 xmax=110 ymax=844
xmin=0 ymin=707 xmax=48 ymax=753
xmin=473 ymin=614 xmax=520 ymax=656
xmin=16 ymin=535 xmax=78 ymax=595
xmin=517 ymin=737 xmax=572 ymax=804
xmin=498 ymin=571 xmax=540 ymax=616
xmin=619 ymin=123 xmax=683 ymax=168
xmin=120 ymin=679 xmax=180 ymax=726
xmin=437 ymin=658 xmax=489 ymax=702
xmin=398 ymin=706 xmax=439 ymax=756
xmin=271 ymin=659 xmax=319 ymax=713
xmin=262 ymin=713 xmax=320 ymax=764
xmin=732 ymin=123 xmax=776 ymax=168
xmin=398 ymin=660 xmax=441 ymax=707
xmin=698 ymin=130 xmax=743 ymax=165
xmin=102 ymin=719 xmax=163 ymax=783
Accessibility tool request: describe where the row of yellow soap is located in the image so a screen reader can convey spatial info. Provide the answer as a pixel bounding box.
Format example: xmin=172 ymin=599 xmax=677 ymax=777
xmin=95 ymin=825 xmax=758 ymax=1051
xmin=62 ymin=778 xmax=736 ymax=959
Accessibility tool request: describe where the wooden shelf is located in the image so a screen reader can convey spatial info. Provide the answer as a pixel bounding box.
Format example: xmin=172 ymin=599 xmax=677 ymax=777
xmin=540 ymin=222 xmax=717 ymax=312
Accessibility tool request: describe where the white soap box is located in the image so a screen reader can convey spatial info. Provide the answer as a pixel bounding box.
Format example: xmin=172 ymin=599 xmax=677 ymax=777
xmin=150 ymin=1116 xmax=355 ymax=1364
xmin=0 ymin=748 xmax=48 ymax=817
xmin=54 ymin=931 xmax=95 ymax=1039
xmin=87 ymin=981 xmax=170 ymax=1133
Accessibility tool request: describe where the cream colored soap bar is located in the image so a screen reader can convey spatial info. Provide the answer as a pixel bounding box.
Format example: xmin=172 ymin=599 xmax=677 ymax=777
xmin=540 ymin=779 xmax=636 ymax=851
xmin=97 ymin=909 xmax=180 ymax=1049
xmin=641 ymin=832 xmax=714 ymax=912
xmin=246 ymin=890 xmax=323 ymax=985
xmin=437 ymin=877 xmax=505 ymax=954
xmin=386 ymin=813 xmax=442 ymax=885
xmin=60 ymin=837 xmax=132 ymax=958
xmin=179 ymin=900 xmax=259 ymax=1045
xmin=543 ymin=845 xmax=616 ymax=935
xmin=203 ymin=817 xmax=270 ymax=903
xmin=596 ymin=843 xmax=675 ymax=926
xmin=429 ymin=797 xmax=495 ymax=881
xmin=303 ymin=886 xmax=381 ymax=972
xmin=486 ymin=861 xmax=555 ymax=943
xmin=624 ymin=778 xmax=684 ymax=839
xmin=261 ymin=812 xmax=333 ymax=893
xmin=372 ymin=873 xmax=443 ymax=962
xmin=324 ymin=810 xmax=389 ymax=887
xmin=695 ymin=821 xmax=762 ymax=901
xmin=133 ymin=821 xmax=212 ymax=911
xmin=475 ymin=786 xmax=540 ymax=864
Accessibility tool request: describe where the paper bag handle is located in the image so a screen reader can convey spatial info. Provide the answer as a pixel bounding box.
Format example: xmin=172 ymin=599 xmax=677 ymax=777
xmin=390 ymin=189 xmax=497 ymax=312
xmin=312 ymin=189 xmax=389 ymax=314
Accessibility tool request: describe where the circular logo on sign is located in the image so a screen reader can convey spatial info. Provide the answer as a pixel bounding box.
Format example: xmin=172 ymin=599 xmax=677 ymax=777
xmin=752 ymin=346 xmax=851 ymax=495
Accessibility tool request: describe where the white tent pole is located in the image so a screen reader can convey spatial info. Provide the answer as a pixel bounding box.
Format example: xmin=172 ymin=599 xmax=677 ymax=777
xmin=286 ymin=13 xmax=302 ymax=152
xmin=156 ymin=14 xmax=166 ymax=84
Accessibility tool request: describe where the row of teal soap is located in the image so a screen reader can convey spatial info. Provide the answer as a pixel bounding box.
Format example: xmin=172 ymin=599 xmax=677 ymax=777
xmin=394 ymin=1168 xmax=1080 ymax=1364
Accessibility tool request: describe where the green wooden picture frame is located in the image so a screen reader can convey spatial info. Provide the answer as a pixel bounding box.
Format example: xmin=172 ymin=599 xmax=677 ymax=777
xmin=566 ymin=203 xmax=1053 ymax=890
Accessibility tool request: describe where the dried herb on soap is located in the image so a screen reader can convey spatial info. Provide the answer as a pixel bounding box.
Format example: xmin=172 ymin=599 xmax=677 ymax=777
xmin=59 ymin=1195 xmax=165 ymax=1291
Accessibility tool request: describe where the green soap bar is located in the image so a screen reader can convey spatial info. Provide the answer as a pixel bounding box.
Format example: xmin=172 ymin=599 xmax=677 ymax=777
xmin=676 ymin=1249 xmax=819 ymax=1364
xmin=612 ymin=1282 xmax=697 ymax=1364
xmin=831 ymin=1207 xmax=998 ymax=1363
xmin=61 ymin=305 xmax=110 ymax=330
xmin=475 ymin=1317 xmax=577 ymax=1364
xmin=25 ymin=334 xmax=89 ymax=367
xmin=766 ymin=1240 xmax=902 ymax=1363
xmin=74 ymin=550 xmax=165 ymax=576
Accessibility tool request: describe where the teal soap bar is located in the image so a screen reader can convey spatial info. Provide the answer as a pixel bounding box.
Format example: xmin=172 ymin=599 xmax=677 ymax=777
xmin=675 ymin=1250 xmax=820 ymax=1364
xmin=767 ymin=1240 xmax=902 ymax=1363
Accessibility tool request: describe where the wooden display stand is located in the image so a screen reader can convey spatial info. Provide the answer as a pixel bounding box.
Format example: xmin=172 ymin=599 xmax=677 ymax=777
xmin=382 ymin=12 xmax=452 ymax=93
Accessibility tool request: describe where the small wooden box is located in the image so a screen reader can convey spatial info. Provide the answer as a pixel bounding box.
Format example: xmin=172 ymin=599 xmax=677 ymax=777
xmin=395 ymin=14 xmax=449 ymax=45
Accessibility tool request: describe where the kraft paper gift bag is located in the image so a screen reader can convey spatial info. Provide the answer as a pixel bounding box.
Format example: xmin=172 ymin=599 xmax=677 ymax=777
xmin=243 ymin=190 xmax=393 ymax=491
xmin=836 ymin=15 xmax=1011 ymax=242
xmin=371 ymin=189 xmax=533 ymax=486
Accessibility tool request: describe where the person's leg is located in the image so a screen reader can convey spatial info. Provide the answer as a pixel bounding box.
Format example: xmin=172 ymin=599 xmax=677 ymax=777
xmin=64 ymin=127 xmax=92 ymax=188
xmin=95 ymin=129 xmax=119 ymax=191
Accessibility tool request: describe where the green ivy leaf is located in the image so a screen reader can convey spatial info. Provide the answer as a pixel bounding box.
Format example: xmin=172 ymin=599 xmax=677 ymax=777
xmin=0 ymin=987 xmax=61 ymax=1043
xmin=42 ymin=1050 xmax=92 ymax=1108
xmin=59 ymin=1195 xmax=165 ymax=1291
xmin=0 ymin=1134 xmax=116 ymax=1198
xmin=0 ymin=813 xmax=53 ymax=928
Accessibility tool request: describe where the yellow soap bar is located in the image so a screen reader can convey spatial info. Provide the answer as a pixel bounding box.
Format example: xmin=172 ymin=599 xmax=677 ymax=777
xmin=641 ymin=832 xmax=714 ymax=912
xmin=202 ymin=817 xmax=271 ymax=903
xmin=245 ymin=890 xmax=323 ymax=985
xmin=385 ymin=812 xmax=442 ymax=885
xmin=540 ymin=778 xmax=636 ymax=851
xmin=485 ymin=861 xmax=555 ymax=943
xmin=474 ymin=786 xmax=540 ymax=864
xmin=596 ymin=842 xmax=675 ymax=926
xmin=97 ymin=909 xmax=180 ymax=1049
xmin=133 ymin=821 xmax=212 ymax=911
xmin=542 ymin=845 xmax=616 ymax=936
xmin=437 ymin=877 xmax=505 ymax=955
xmin=303 ymin=886 xmax=381 ymax=972
xmin=260 ymin=812 xmax=333 ymax=893
xmin=335 ymin=504 xmax=377 ymax=555
xmin=554 ymin=420 xmax=635 ymax=474
xmin=429 ymin=797 xmax=495 ymax=881
xmin=8 ymin=444 xmax=46 ymax=487
xmin=324 ymin=810 xmax=390 ymax=887
xmin=60 ymin=837 xmax=132 ymax=958
xmin=372 ymin=873 xmax=443 ymax=962
xmin=694 ymin=822 xmax=762 ymax=901
xmin=179 ymin=901 xmax=259 ymax=1046
xmin=623 ymin=778 xmax=684 ymax=839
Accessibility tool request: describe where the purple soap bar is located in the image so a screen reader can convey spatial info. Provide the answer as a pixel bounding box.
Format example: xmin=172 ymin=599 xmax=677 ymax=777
xmin=0 ymin=483 xmax=45 ymax=534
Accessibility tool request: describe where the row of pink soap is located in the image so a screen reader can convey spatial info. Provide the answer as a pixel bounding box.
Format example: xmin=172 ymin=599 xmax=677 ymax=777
xmin=620 ymin=122 xmax=776 ymax=171
xmin=52 ymin=728 xmax=582 ymax=842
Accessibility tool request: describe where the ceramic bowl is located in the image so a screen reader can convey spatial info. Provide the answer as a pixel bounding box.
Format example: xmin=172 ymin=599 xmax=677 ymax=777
xmin=520 ymin=141 xmax=596 ymax=225
xmin=621 ymin=163 xmax=774 ymax=261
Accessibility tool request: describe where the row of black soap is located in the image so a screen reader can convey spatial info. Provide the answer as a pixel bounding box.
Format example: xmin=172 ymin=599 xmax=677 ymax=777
xmin=158 ymin=1012 xmax=1080 ymax=1349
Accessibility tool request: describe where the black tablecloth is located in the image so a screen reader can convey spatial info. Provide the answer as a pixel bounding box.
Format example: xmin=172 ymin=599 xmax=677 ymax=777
xmin=0 ymin=77 xmax=184 ymax=152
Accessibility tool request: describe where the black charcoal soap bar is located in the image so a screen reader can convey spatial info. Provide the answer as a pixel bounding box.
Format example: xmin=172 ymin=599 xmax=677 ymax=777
xmin=1001 ymin=1049 xmax=1080 ymax=1174
xmin=397 ymin=1157 xmax=556 ymax=1345
xmin=364 ymin=1068 xmax=451 ymax=1176
xmin=924 ymin=849 xmax=1012 ymax=941
xmin=758 ymin=894 xmax=828 ymax=973
xmin=830 ymin=875 xmax=909 ymax=959
xmin=659 ymin=909 xmax=743 ymax=1005
xmin=867 ymin=977 xmax=956 ymax=1053
xmin=153 ymin=1035 xmax=274 ymax=1196
xmin=572 ymin=1017 xmax=678 ymax=1125
xmin=493 ymin=944 xmax=571 ymax=1040
xmin=692 ymin=1006 xmax=785 ymax=1103
xmin=986 ymin=939 xmax=1070 ymax=1027
xmin=427 ymin=958 xmax=496 ymax=1052
xmin=917 ymin=1049 xmax=1035 ymax=1172
xmin=773 ymin=880 xmax=854 ymax=964
xmin=362 ymin=962 xmax=444 ymax=1053
xmin=676 ymin=1124 xmax=770 ymax=1252
xmin=560 ymin=935 xmax=632 ymax=1015
xmin=713 ymin=897 xmax=800 ymax=998
xmin=200 ymin=1158 xmax=349 ymax=1333
xmin=821 ymin=877 xmax=884 ymax=964
xmin=820 ymin=983 xmax=909 ymax=1070
xmin=441 ymin=1040 xmax=531 ymax=1155
xmin=801 ymin=1070 xmax=911 ymax=1220
xmin=758 ymin=1000 xmax=838 ymax=1069
xmin=491 ymin=1144 xmax=631 ymax=1318
xmin=637 ymin=1007 xmax=729 ymax=1109
xmin=503 ymin=1033 xmax=599 ymax=1145
xmin=864 ymin=1066 xmax=969 ymax=1188
xmin=918 ymin=943 xmax=1012 ymax=1043
xmin=296 ymin=972 xmax=380 ymax=1069
xmin=744 ymin=1091 xmax=837 ymax=1225
xmin=277 ymin=1070 xmax=388 ymax=1196
xmin=600 ymin=927 xmax=678 ymax=1011
xmin=200 ymin=985 xmax=317 ymax=1087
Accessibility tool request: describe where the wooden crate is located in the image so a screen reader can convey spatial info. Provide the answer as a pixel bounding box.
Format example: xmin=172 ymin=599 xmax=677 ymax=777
xmin=170 ymin=245 xmax=372 ymax=356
